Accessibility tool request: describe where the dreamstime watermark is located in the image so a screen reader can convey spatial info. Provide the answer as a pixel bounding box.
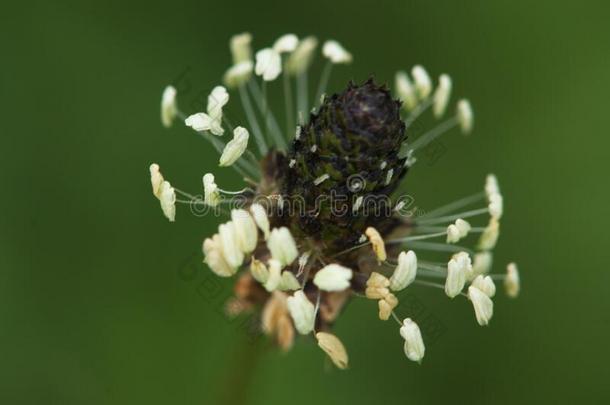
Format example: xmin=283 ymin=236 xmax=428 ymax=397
xmin=189 ymin=174 xmax=428 ymax=219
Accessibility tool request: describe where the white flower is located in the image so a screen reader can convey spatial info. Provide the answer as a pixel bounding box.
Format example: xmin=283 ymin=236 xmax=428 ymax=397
xmin=160 ymin=85 xmax=177 ymax=128
xmin=219 ymin=126 xmax=249 ymax=167
xmin=313 ymin=264 xmax=353 ymax=292
xmin=395 ymin=71 xmax=418 ymax=111
xmin=250 ymin=203 xmax=270 ymax=239
xmin=488 ymin=193 xmax=503 ymax=220
xmin=264 ymin=259 xmax=282 ymax=292
xmin=457 ymin=99 xmax=474 ymax=134
xmin=471 ymin=275 xmax=496 ymax=297
xmin=230 ymin=32 xmax=252 ymax=64
xmin=255 ymin=48 xmax=282 ymax=81
xmin=485 ymin=174 xmax=500 ymax=198
xmin=286 ymin=36 xmax=318 ymax=75
xmin=158 ymin=181 xmax=176 ymax=222
xmin=273 ymin=34 xmax=299 ymax=53
xmin=390 ymin=251 xmax=417 ymax=291
xmin=432 ymin=74 xmax=452 ymax=118
xmin=203 ymin=234 xmax=236 ymax=277
xmin=472 ymin=251 xmax=493 ymax=278
xmin=230 ymin=209 xmax=258 ymax=253
xmin=267 ymin=227 xmax=298 ymax=266
xmin=411 ymin=65 xmax=432 ymax=99
xmin=478 ymin=217 xmax=500 ymax=250
xmin=184 ymin=86 xmax=229 ymax=136
xmin=286 ymin=290 xmax=315 ymax=334
xmin=149 ymin=163 xmax=164 ymax=198
xmin=378 ymin=293 xmax=398 ymax=321
xmin=223 ymin=61 xmax=253 ymax=88
xmin=322 ymin=40 xmax=352 ymax=64
xmin=365 ymin=227 xmax=387 ymax=263
xmin=202 ymin=173 xmax=221 ymax=207
xmin=468 ymin=286 xmax=494 ymax=326
xmin=279 ymin=271 xmax=300 ymax=291
xmin=250 ymin=258 xmax=269 ymax=283
xmin=400 ymin=318 xmax=425 ymax=363
xmin=505 ymin=262 xmax=520 ymax=298
xmin=218 ymin=221 xmax=244 ymax=268
xmin=445 ymin=253 xmax=470 ymax=298
xmin=315 ymin=332 xmax=349 ymax=369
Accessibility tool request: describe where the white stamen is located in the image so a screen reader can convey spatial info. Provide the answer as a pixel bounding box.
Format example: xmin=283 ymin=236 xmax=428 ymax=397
xmin=264 ymin=259 xmax=282 ymax=292
xmin=478 ymin=217 xmax=500 ymax=250
xmin=485 ymin=174 xmax=500 ymax=197
xmin=230 ymin=32 xmax=252 ymax=64
xmin=390 ymin=251 xmax=417 ymax=291
xmin=249 ymin=203 xmax=270 ymax=240
xmin=395 ymin=71 xmax=418 ymax=111
xmin=322 ymin=40 xmax=353 ymax=64
xmin=149 ymin=163 xmax=164 ymax=198
xmin=468 ymin=286 xmax=494 ymax=326
xmin=400 ymin=318 xmax=425 ymax=363
xmin=488 ymin=193 xmax=503 ymax=220
xmin=203 ymin=234 xmax=236 ymax=277
xmin=267 ymin=227 xmax=298 ymax=266
xmin=432 ymin=74 xmax=452 ymax=118
xmin=287 ymin=290 xmax=315 ymax=335
xmin=286 ymin=36 xmax=318 ymax=76
xmin=313 ymin=264 xmax=353 ymax=292
xmin=255 ymin=48 xmax=282 ymax=82
xmin=471 ymin=275 xmax=496 ymax=297
xmin=230 ymin=209 xmax=258 ymax=253
xmin=456 ymin=99 xmax=474 ymax=134
xmin=445 ymin=252 xmax=471 ymax=298
xmin=504 ymin=262 xmax=520 ymax=298
xmin=223 ymin=61 xmax=254 ymax=88
xmin=218 ymin=221 xmax=244 ymax=268
xmin=250 ymin=258 xmax=269 ymax=283
xmin=219 ymin=126 xmax=249 ymax=166
xmin=446 ymin=224 xmax=461 ymax=244
xmin=158 ymin=181 xmax=176 ymax=222
xmin=472 ymin=251 xmax=493 ymax=279
xmin=202 ymin=173 xmax=221 ymax=207
xmin=412 ymin=65 xmax=432 ymax=99
xmin=273 ymin=34 xmax=299 ymax=53
xmin=161 ymin=86 xmax=177 ymax=128
xmin=207 ymin=86 xmax=229 ymax=134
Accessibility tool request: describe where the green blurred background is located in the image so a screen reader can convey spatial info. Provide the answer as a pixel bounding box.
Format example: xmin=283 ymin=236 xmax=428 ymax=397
xmin=3 ymin=0 xmax=609 ymax=403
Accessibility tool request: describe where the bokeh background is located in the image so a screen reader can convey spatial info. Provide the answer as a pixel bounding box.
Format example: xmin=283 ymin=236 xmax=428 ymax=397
xmin=3 ymin=0 xmax=609 ymax=403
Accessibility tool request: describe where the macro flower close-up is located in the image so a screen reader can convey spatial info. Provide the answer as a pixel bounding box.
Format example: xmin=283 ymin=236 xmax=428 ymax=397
xmin=5 ymin=1 xmax=609 ymax=404
xmin=151 ymin=32 xmax=520 ymax=367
